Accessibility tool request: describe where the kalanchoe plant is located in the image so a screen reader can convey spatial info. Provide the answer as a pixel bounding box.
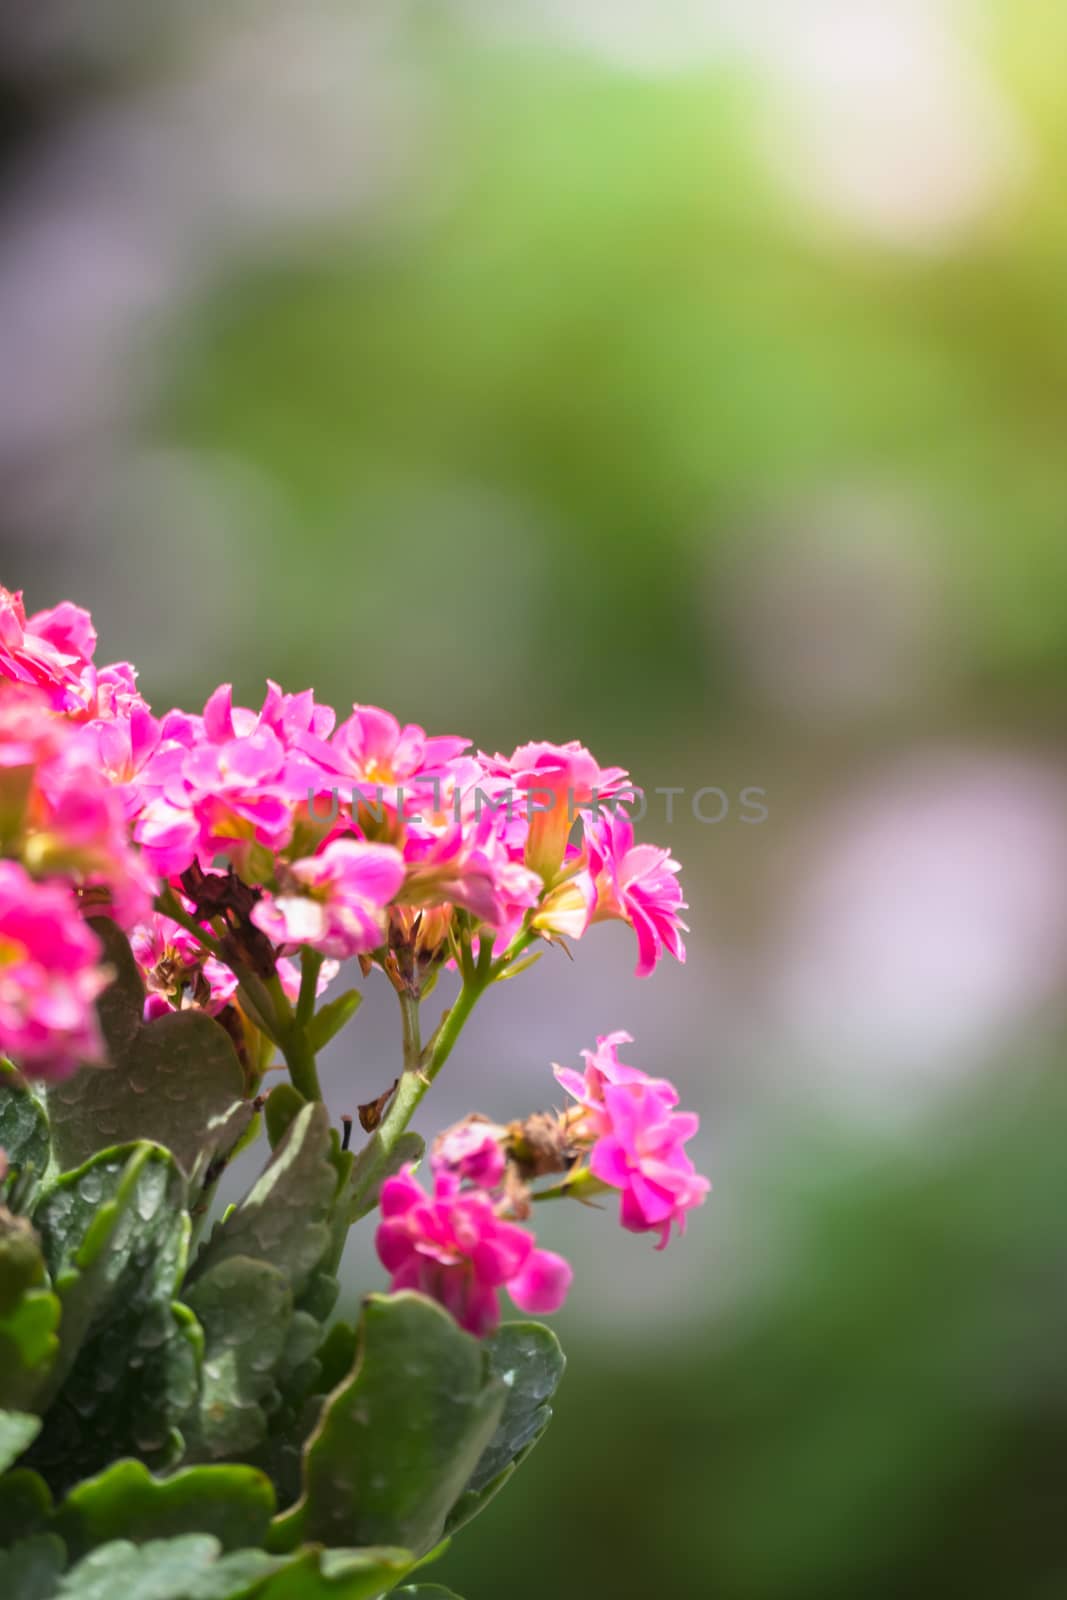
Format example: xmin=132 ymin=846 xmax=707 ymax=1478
xmin=0 ymin=585 xmax=708 ymax=1599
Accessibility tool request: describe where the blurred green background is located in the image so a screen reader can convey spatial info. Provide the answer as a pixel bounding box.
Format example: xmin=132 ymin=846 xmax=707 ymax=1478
xmin=2 ymin=4 xmax=1066 ymax=1594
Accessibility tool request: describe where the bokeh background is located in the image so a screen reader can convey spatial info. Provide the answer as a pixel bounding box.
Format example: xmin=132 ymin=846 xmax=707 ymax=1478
xmin=3 ymin=3 xmax=1067 ymax=1595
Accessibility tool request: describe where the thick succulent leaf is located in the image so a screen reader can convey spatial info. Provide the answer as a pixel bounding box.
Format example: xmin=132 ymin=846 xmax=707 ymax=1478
xmin=53 ymin=1460 xmax=276 ymax=1560
xmin=262 ymin=1084 xmax=305 ymax=1151
xmin=57 ymin=1534 xmax=223 ymax=1599
xmin=47 ymin=921 xmax=249 ymax=1178
xmin=444 ymin=1322 xmax=564 ymax=1536
xmin=0 ymin=1291 xmax=59 ymax=1410
xmin=87 ymin=916 xmax=145 ymax=1053
xmin=244 ymin=1308 xmax=327 ymax=1507
xmin=0 ymin=1221 xmax=60 ymax=1410
xmin=313 ymin=1320 xmax=358 ymax=1394
xmin=179 ymin=1548 xmax=289 ymax=1599
xmin=462 ymin=1322 xmax=564 ymax=1496
xmin=28 ymin=1143 xmax=199 ymax=1489
xmin=0 ymin=1532 xmax=66 ymax=1600
xmin=183 ymin=1257 xmax=293 ymax=1461
xmin=257 ymin=1546 xmax=414 ymax=1600
xmin=189 ymin=1103 xmax=258 ymax=1193
xmin=32 ymin=1142 xmax=190 ymax=1389
xmin=272 ymin=1293 xmax=506 ymax=1558
xmin=298 ymin=1270 xmax=340 ymax=1324
xmin=389 ymin=1589 xmax=466 ymax=1598
xmin=190 ymin=1104 xmax=337 ymax=1300
xmin=0 ymin=1073 xmax=50 ymax=1196
xmin=0 ymin=1410 xmax=40 ymax=1473
xmin=0 ymin=1469 xmax=52 ymax=1545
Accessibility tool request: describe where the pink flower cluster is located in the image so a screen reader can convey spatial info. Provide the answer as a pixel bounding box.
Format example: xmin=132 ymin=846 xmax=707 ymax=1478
xmin=123 ymin=680 xmax=686 ymax=978
xmin=0 ymin=860 xmax=108 ymax=1078
xmin=373 ymin=1035 xmax=708 ymax=1334
xmin=376 ymin=1159 xmax=572 ymax=1337
xmin=0 ymin=587 xmax=688 ymax=1131
xmin=0 ymin=588 xmax=142 ymax=723
xmin=0 ymin=589 xmax=156 ymax=1078
xmin=0 ymin=586 xmax=710 ymax=1340
xmin=555 ymin=1032 xmax=709 ymax=1248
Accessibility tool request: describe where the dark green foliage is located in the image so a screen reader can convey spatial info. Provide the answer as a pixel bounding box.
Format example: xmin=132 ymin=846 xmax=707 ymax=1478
xmin=0 ymin=925 xmax=559 ymax=1593
xmin=272 ymin=1294 xmax=506 ymax=1558
xmin=46 ymin=921 xmax=249 ymax=1182
xmin=28 ymin=1143 xmax=199 ymax=1489
xmin=444 ymin=1322 xmax=565 ymax=1537
xmin=52 ymin=1460 xmax=276 ymax=1560
xmin=189 ymin=1104 xmax=338 ymax=1301
xmin=0 ymin=1532 xmax=66 ymax=1600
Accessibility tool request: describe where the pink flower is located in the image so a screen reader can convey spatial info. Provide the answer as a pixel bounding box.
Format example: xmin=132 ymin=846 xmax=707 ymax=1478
xmin=131 ymin=910 xmax=336 ymax=1022
xmin=397 ymin=812 xmax=542 ymax=931
xmin=321 ymin=704 xmax=469 ymax=790
xmin=555 ymin=1032 xmax=709 ymax=1249
xmin=0 ymin=685 xmax=155 ymax=928
xmin=376 ymin=1167 xmax=572 ymax=1337
xmin=432 ymin=1122 xmax=507 ymax=1189
xmin=251 ymin=837 xmax=404 ymax=959
xmin=133 ymin=682 xmax=336 ymax=880
xmin=490 ymin=740 xmax=629 ymax=884
xmin=28 ymin=744 xmax=156 ymax=928
xmin=131 ymin=913 xmax=239 ymax=1017
xmin=0 ymin=689 xmax=70 ymax=781
xmin=0 ymin=590 xmax=147 ymax=725
xmin=204 ymin=681 xmax=336 ymax=747
xmin=586 ymin=810 xmax=687 ymax=977
xmin=0 ymin=860 xmax=108 ymax=1079
xmin=21 ymin=600 xmax=97 ymax=672
xmin=71 ymin=706 xmax=162 ymax=819
xmin=0 ymin=588 xmax=90 ymax=704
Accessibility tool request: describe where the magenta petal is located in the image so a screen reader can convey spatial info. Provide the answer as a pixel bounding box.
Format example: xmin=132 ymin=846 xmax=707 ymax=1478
xmin=589 ymin=1137 xmax=632 ymax=1189
xmin=508 ymin=1249 xmax=573 ymax=1315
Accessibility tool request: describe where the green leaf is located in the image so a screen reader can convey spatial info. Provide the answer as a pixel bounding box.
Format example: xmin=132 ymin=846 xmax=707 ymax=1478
xmin=313 ymin=1319 xmax=358 ymax=1394
xmin=0 ymin=1293 xmax=59 ymax=1410
xmin=0 ymin=1410 xmax=40 ymax=1473
xmin=182 ymin=1257 xmax=293 ymax=1461
xmin=57 ymin=1535 xmax=224 ymax=1599
xmin=389 ymin=1589 xmax=466 ymax=1598
xmin=89 ymin=917 xmax=145 ymax=1053
xmin=262 ymin=1084 xmax=305 ymax=1151
xmin=190 ymin=1104 xmax=338 ymax=1301
xmin=348 ymin=1131 xmax=425 ymax=1224
xmin=181 ymin=1548 xmax=288 ymax=1600
xmin=47 ymin=921 xmax=249 ymax=1179
xmin=443 ymin=1321 xmax=564 ymax=1536
xmin=306 ymin=989 xmax=362 ymax=1054
xmin=0 ymin=1532 xmax=66 ymax=1600
xmin=0 ymin=1469 xmax=52 ymax=1546
xmin=53 ymin=1460 xmax=276 ymax=1561
xmin=462 ymin=1322 xmax=565 ymax=1495
xmin=0 ymin=1216 xmax=60 ymax=1410
xmin=243 ymin=1307 xmax=327 ymax=1508
xmin=28 ymin=1143 xmax=199 ymax=1489
xmin=273 ymin=1293 xmax=506 ymax=1558
xmin=0 ymin=1075 xmax=50 ymax=1198
xmin=258 ymin=1546 xmax=414 ymax=1600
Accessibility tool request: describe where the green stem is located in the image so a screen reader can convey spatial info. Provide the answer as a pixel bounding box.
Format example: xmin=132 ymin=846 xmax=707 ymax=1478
xmin=399 ymin=990 xmax=422 ymax=1071
xmin=349 ymin=957 xmax=490 ymax=1215
xmin=296 ymin=948 xmax=324 ymax=1028
xmin=266 ymin=973 xmax=323 ymax=1102
xmin=532 ymin=1169 xmax=613 ymax=1204
xmin=154 ymin=887 xmax=223 ymax=958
